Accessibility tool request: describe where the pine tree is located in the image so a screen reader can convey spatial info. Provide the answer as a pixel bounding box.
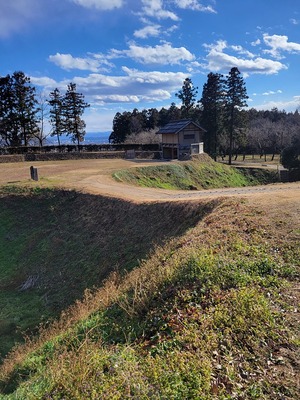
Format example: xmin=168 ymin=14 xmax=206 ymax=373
xmin=0 ymin=72 xmax=38 ymax=146
xmin=109 ymin=111 xmax=131 ymax=143
xmin=200 ymin=72 xmax=225 ymax=160
xmin=48 ymin=88 xmax=64 ymax=146
xmin=13 ymin=71 xmax=39 ymax=146
xmin=0 ymin=75 xmax=16 ymax=145
xmin=62 ymin=83 xmax=90 ymax=148
xmin=225 ymin=67 xmax=248 ymax=165
xmin=175 ymin=78 xmax=198 ymax=118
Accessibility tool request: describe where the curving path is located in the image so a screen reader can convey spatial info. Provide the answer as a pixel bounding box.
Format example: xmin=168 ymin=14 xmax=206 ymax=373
xmin=78 ymin=173 xmax=300 ymax=203
xmin=1 ymin=158 xmax=300 ymax=205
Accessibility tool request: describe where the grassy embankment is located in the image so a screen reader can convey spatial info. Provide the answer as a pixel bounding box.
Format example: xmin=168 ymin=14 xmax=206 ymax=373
xmin=0 ymin=157 xmax=298 ymax=398
xmin=113 ymin=156 xmax=279 ymax=190
xmin=0 ymin=186 xmax=211 ymax=361
xmin=0 ymin=184 xmax=299 ymax=398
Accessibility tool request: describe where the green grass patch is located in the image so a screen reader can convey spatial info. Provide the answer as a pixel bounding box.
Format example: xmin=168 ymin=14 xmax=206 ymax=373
xmin=1 ymin=198 xmax=298 ymax=399
xmin=0 ymin=186 xmax=215 ymax=361
xmin=113 ymin=160 xmax=278 ymax=190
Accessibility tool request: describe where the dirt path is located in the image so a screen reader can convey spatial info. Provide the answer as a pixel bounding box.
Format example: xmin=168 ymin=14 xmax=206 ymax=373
xmin=1 ymin=159 xmax=300 ymax=207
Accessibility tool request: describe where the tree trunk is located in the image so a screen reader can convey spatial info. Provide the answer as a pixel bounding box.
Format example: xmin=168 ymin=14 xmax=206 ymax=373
xmin=228 ymin=108 xmax=234 ymax=165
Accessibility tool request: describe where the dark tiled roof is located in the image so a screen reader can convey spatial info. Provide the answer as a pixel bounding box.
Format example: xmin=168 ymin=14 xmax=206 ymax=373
xmin=157 ymin=119 xmax=205 ymax=134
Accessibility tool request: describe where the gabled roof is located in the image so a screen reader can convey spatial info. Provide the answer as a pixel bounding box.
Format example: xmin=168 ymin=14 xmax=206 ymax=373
xmin=157 ymin=119 xmax=206 ymax=134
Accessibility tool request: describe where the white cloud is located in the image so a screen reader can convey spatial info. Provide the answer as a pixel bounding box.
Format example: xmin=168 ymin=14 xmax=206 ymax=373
xmin=263 ymin=34 xmax=300 ymax=59
xmin=262 ymin=90 xmax=283 ymax=96
xmin=72 ymin=73 xmax=121 ymax=88
xmin=111 ymin=43 xmax=195 ymax=65
xmin=122 ymin=66 xmax=187 ymax=85
xmin=231 ymin=45 xmax=255 ymax=58
xmin=204 ymin=40 xmax=287 ymax=75
xmin=134 ymin=24 xmax=161 ymax=39
xmin=290 ymin=18 xmax=299 ymax=25
xmin=70 ymin=0 xmax=123 ymax=10
xmin=32 ymin=66 xmax=187 ymax=106
xmin=80 ymin=67 xmax=185 ymax=103
xmin=30 ymin=76 xmax=58 ymax=88
xmin=140 ymin=0 xmax=179 ymax=20
xmin=94 ymin=94 xmax=140 ymax=104
xmin=173 ymin=0 xmax=216 ymax=13
xmin=48 ymin=53 xmax=114 ymax=72
xmin=254 ymin=96 xmax=300 ymax=112
xmin=251 ymin=39 xmax=261 ymax=46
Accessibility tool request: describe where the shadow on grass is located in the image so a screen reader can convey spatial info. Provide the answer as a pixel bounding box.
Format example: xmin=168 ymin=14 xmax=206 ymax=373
xmin=0 ymin=187 xmax=219 ymax=360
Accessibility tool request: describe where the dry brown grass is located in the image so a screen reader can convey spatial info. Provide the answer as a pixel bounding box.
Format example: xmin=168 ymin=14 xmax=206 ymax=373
xmin=1 ymin=193 xmax=299 ymax=394
xmin=0 ymin=158 xmax=299 ymax=204
xmin=0 ymin=159 xmax=299 ymax=398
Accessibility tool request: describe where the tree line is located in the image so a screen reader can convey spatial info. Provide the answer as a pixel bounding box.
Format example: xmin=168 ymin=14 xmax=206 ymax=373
xmin=1 ymin=69 xmax=299 ymax=170
xmin=0 ymin=71 xmax=89 ymax=148
xmin=110 ymin=68 xmax=300 ymax=166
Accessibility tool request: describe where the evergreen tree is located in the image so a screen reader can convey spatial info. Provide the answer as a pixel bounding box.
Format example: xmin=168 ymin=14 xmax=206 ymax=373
xmin=109 ymin=111 xmax=131 ymax=143
xmin=63 ymin=83 xmax=90 ymax=147
xmin=200 ymin=72 xmax=225 ymax=159
xmin=0 ymin=75 xmax=17 ymax=146
xmin=147 ymin=108 xmax=160 ymax=130
xmin=13 ymin=71 xmax=39 ymax=146
xmin=130 ymin=108 xmax=146 ymax=134
xmin=158 ymin=107 xmax=170 ymax=127
xmin=225 ymin=67 xmax=248 ymax=165
xmin=168 ymin=102 xmax=182 ymax=121
xmin=175 ymin=78 xmax=198 ymax=118
xmin=48 ymin=88 xmax=64 ymax=146
xmin=0 ymin=71 xmax=38 ymax=146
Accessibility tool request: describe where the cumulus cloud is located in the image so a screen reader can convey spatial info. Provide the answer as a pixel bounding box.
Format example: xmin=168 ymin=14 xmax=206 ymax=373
xmin=70 ymin=0 xmax=123 ymax=10
xmin=204 ymin=40 xmax=287 ymax=75
xmin=48 ymin=53 xmax=114 ymax=72
xmin=263 ymin=34 xmax=300 ymax=59
xmin=122 ymin=66 xmax=186 ymax=84
xmin=94 ymin=94 xmax=140 ymax=104
xmin=134 ymin=24 xmax=161 ymax=39
xmin=30 ymin=76 xmax=58 ymax=88
xmin=74 ymin=67 xmax=186 ymax=103
xmin=173 ymin=0 xmax=216 ymax=13
xmin=110 ymin=43 xmax=195 ymax=65
xmin=231 ymin=45 xmax=255 ymax=58
xmin=140 ymin=0 xmax=179 ymax=20
xmin=32 ymin=66 xmax=187 ymax=106
xmin=72 ymin=73 xmax=121 ymax=88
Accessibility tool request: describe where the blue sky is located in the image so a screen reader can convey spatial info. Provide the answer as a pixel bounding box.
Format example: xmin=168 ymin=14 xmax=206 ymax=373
xmin=1 ymin=0 xmax=300 ymax=133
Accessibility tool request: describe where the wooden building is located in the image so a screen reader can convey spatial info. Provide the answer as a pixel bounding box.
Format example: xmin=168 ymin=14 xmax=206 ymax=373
xmin=157 ymin=119 xmax=205 ymax=159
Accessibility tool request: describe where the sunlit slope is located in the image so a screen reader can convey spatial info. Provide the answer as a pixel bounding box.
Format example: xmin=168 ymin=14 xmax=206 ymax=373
xmin=113 ymin=157 xmax=278 ymax=190
xmin=0 ymin=194 xmax=299 ymax=399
